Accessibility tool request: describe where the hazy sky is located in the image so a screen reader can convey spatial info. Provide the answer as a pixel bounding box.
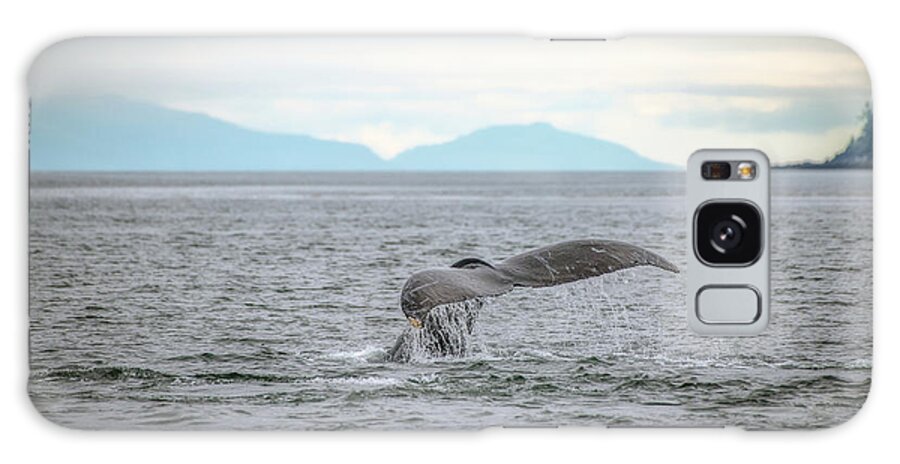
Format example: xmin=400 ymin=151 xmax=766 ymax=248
xmin=29 ymin=37 xmax=871 ymax=165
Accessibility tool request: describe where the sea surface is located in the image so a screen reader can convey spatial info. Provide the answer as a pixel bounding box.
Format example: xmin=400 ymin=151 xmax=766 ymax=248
xmin=28 ymin=170 xmax=872 ymax=430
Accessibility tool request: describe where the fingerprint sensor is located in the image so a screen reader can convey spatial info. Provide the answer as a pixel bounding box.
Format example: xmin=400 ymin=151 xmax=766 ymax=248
xmin=696 ymin=286 xmax=761 ymax=324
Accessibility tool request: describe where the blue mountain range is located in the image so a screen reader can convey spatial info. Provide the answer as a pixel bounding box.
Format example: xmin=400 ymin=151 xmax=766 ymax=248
xmin=30 ymin=97 xmax=382 ymax=171
xmin=30 ymin=96 xmax=674 ymax=171
xmin=391 ymin=122 xmax=668 ymax=171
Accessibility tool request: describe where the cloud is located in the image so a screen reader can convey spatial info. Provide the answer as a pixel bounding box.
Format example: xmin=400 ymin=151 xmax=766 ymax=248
xmin=655 ymin=94 xmax=866 ymax=133
xmin=30 ymin=37 xmax=871 ymax=166
xmin=589 ymin=107 xmax=863 ymax=167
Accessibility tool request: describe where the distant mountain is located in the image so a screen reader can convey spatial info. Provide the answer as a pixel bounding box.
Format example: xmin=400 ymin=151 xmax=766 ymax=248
xmin=390 ymin=122 xmax=674 ymax=171
xmin=29 ymin=96 xmax=384 ymax=171
xmin=785 ymin=104 xmax=872 ymax=169
xmin=29 ymin=97 xmax=673 ymax=172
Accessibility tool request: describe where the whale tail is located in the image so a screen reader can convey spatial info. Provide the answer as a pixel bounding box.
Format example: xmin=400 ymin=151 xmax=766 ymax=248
xmin=498 ymin=239 xmax=679 ymax=286
xmin=388 ymin=239 xmax=679 ymax=362
xmin=400 ymin=239 xmax=679 ymax=322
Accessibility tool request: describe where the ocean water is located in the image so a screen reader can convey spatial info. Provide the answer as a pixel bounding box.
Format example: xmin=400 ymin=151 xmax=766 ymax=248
xmin=28 ymin=171 xmax=872 ymax=430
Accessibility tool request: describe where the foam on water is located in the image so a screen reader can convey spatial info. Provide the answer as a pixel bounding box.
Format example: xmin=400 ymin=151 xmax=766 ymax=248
xmin=305 ymin=376 xmax=402 ymax=388
xmin=322 ymin=346 xmax=388 ymax=363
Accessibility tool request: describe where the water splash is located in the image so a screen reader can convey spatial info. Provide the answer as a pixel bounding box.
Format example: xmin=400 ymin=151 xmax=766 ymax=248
xmin=387 ymin=298 xmax=487 ymax=362
xmin=386 ymin=273 xmax=667 ymax=363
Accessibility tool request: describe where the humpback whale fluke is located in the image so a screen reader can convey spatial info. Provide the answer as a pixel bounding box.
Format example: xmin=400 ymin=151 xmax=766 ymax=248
xmin=388 ymin=239 xmax=678 ymax=361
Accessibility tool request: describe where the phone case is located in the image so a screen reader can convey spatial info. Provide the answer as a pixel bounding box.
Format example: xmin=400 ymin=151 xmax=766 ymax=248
xmin=28 ymin=37 xmax=872 ymax=430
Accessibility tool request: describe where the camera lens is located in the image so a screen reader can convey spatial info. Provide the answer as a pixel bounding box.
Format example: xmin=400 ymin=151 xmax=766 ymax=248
xmin=710 ymin=217 xmax=743 ymax=251
xmin=695 ymin=202 xmax=762 ymax=266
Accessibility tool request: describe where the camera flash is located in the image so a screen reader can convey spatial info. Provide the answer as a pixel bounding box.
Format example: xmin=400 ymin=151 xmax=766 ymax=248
xmin=737 ymin=162 xmax=756 ymax=180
